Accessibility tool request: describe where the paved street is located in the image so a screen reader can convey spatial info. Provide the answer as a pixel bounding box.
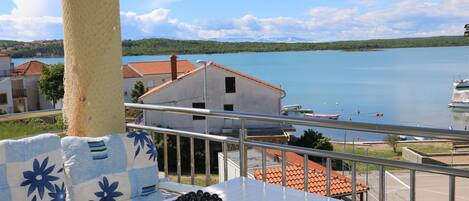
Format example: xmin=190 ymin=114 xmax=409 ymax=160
xmin=357 ymin=171 xmax=469 ymax=201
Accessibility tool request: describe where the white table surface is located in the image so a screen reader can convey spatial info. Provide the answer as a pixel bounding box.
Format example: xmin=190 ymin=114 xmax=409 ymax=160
xmin=202 ymin=177 xmax=340 ymax=201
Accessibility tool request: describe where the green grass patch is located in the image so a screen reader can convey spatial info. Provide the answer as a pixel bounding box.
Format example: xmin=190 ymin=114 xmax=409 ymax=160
xmin=0 ymin=117 xmax=64 ymax=140
xmin=168 ymin=174 xmax=219 ymax=186
xmin=403 ymin=144 xmax=452 ymax=153
xmin=332 ymin=143 xmax=452 ymax=173
xmin=334 ymin=145 xmax=399 ymax=159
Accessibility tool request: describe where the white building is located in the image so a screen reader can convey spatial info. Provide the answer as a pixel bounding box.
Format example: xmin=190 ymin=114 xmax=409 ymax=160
xmin=140 ymin=61 xmax=287 ymax=136
xmin=0 ymin=54 xmax=195 ymax=113
xmin=122 ymin=56 xmax=196 ymax=102
xmin=0 ymin=52 xmax=14 ymax=113
xmin=12 ymin=61 xmax=55 ymax=112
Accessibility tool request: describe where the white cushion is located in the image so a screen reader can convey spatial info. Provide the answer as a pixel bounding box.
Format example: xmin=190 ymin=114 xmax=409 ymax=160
xmin=61 ymin=131 xmax=161 ymax=201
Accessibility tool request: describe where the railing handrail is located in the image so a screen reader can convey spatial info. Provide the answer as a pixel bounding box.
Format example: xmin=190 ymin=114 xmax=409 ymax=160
xmin=127 ymin=123 xmax=469 ymax=178
xmin=0 ymin=109 xmax=61 ymax=122
xmin=125 ymin=103 xmax=469 ymax=141
xmin=4 ymin=103 xmax=468 ymax=142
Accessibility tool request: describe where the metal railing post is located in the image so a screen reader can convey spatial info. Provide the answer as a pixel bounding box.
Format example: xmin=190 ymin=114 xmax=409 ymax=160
xmin=449 ymin=176 xmax=455 ymax=201
xmin=176 ymin=135 xmax=181 ymax=183
xmin=281 ymin=150 xmax=286 ymax=187
xmin=190 ymin=137 xmax=195 ymax=185
xmin=205 ymin=139 xmax=211 ymax=186
xmin=352 ymin=162 xmax=357 ymax=201
xmin=410 ymin=170 xmax=415 ymax=201
xmin=223 ymin=142 xmax=228 ymax=182
xmin=379 ymin=166 xmax=386 ymax=201
xmin=366 ymin=149 xmax=369 ymax=201
xmin=164 ymin=133 xmax=168 ymax=178
xmin=326 ymin=158 xmax=331 ymax=197
xmin=239 ymin=119 xmax=247 ymax=177
xmin=262 ymin=148 xmax=267 ymax=182
xmin=304 ymin=154 xmax=309 ymax=192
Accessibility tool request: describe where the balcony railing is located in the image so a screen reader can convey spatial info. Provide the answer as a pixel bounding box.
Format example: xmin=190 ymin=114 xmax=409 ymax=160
xmin=0 ymin=69 xmax=12 ymax=78
xmin=12 ymin=88 xmax=27 ymax=98
xmin=125 ymin=103 xmax=469 ymax=201
xmin=2 ymin=103 xmax=469 ymax=201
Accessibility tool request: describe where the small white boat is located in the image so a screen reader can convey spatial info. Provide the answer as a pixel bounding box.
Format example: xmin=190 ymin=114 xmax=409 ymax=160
xmin=281 ymin=104 xmax=313 ymax=115
xmin=304 ymin=113 xmax=340 ymax=120
xmin=448 ymin=80 xmax=469 ymax=108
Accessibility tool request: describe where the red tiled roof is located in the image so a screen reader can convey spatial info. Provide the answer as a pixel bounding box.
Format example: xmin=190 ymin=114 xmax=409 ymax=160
xmin=254 ymin=165 xmax=368 ymax=197
xmin=122 ymin=64 xmax=141 ymax=78
xmin=127 ymin=60 xmax=196 ymax=75
xmin=265 ymin=149 xmax=343 ymax=177
xmin=14 ymin=61 xmax=45 ymax=76
xmin=0 ymin=52 xmax=10 ymax=57
xmin=258 ymin=149 xmax=369 ymax=197
xmin=139 ymin=62 xmax=285 ymax=100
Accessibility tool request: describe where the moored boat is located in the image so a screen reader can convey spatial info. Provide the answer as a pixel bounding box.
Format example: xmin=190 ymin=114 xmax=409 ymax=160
xmin=304 ymin=113 xmax=340 ymax=120
xmin=449 ymin=79 xmax=469 ymax=108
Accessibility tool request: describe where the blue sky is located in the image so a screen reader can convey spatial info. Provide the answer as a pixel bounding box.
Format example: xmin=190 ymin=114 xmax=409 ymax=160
xmin=0 ymin=0 xmax=468 ymax=41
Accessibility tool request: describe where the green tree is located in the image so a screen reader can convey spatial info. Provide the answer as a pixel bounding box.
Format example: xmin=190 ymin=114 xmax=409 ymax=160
xmin=384 ymin=134 xmax=400 ymax=153
xmin=38 ymin=63 xmax=64 ymax=108
xmin=289 ymin=129 xmax=334 ymax=165
xmin=131 ymin=81 xmax=146 ymax=103
xmin=289 ymin=129 xmax=333 ymax=151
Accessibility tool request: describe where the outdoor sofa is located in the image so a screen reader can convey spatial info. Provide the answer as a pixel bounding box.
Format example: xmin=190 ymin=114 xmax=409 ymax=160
xmin=0 ymin=130 xmax=164 ymax=201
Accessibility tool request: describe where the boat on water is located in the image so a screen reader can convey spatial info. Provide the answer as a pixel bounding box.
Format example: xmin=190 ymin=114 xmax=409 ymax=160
xmin=282 ymin=104 xmax=340 ymax=120
xmin=448 ymin=79 xmax=469 ymax=108
xmin=281 ymin=104 xmax=313 ymax=115
xmin=304 ymin=113 xmax=340 ymax=120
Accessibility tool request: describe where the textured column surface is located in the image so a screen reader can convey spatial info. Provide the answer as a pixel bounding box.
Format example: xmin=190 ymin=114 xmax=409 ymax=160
xmin=62 ymin=0 xmax=125 ymax=136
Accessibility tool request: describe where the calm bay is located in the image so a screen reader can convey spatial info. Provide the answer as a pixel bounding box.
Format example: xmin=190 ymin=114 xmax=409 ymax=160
xmin=13 ymin=46 xmax=469 ymax=141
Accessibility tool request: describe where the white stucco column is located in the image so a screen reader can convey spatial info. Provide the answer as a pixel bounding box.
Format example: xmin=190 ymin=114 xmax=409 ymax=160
xmin=62 ymin=0 xmax=125 ymax=136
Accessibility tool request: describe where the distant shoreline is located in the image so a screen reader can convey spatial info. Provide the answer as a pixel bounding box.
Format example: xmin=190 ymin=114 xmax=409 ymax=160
xmin=2 ymin=36 xmax=468 ymax=58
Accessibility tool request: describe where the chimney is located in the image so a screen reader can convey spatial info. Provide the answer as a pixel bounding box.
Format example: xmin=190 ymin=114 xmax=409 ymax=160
xmin=171 ymin=54 xmax=177 ymax=80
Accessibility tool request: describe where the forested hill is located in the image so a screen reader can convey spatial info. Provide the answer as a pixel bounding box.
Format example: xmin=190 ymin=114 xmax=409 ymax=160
xmin=1 ymin=36 xmax=469 ymax=58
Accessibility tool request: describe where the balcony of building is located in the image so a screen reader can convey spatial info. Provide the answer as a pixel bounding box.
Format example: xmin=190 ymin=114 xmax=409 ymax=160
xmin=12 ymin=88 xmax=27 ymax=98
xmin=2 ymin=103 xmax=469 ymax=201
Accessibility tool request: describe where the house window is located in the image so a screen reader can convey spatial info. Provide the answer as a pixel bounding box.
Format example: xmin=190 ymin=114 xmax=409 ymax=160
xmin=224 ymin=104 xmax=234 ymax=111
xmin=0 ymin=93 xmax=7 ymax=105
xmin=147 ymin=80 xmax=155 ymax=88
xmin=192 ymin=102 xmax=205 ymax=120
xmin=225 ymin=77 xmax=236 ymax=93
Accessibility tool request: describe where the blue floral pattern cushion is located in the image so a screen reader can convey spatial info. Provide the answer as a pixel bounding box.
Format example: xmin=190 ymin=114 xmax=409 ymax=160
xmin=61 ymin=131 xmax=161 ymax=201
xmin=0 ymin=134 xmax=66 ymax=201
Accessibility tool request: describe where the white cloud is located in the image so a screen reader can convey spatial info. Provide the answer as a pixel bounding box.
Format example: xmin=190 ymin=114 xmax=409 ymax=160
xmin=0 ymin=0 xmax=62 ymax=40
xmin=119 ymin=0 xmax=469 ymax=42
xmin=1 ymin=0 xmax=468 ymax=42
xmin=11 ymin=0 xmax=61 ymax=17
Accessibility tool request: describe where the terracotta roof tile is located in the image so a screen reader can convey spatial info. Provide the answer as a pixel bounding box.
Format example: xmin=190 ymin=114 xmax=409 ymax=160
xmin=127 ymin=60 xmax=196 ymax=75
xmin=258 ymin=149 xmax=369 ymax=197
xmin=14 ymin=61 xmax=45 ymax=76
xmin=122 ymin=64 xmax=141 ymax=78
xmin=0 ymin=52 xmax=10 ymax=57
xmin=254 ymin=165 xmax=368 ymax=197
